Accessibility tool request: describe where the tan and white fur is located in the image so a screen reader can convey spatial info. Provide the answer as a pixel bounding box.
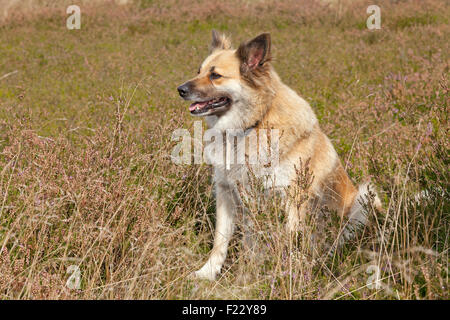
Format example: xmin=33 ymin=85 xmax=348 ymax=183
xmin=177 ymin=31 xmax=381 ymax=281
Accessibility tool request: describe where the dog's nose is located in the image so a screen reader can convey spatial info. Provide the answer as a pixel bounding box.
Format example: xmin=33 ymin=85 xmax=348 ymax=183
xmin=177 ymin=84 xmax=189 ymax=98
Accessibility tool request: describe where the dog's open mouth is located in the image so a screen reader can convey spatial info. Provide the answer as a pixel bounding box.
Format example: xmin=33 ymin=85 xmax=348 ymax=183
xmin=189 ymin=97 xmax=231 ymax=115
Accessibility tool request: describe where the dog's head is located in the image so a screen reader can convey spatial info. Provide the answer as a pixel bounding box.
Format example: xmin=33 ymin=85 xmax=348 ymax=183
xmin=177 ymin=30 xmax=271 ymax=117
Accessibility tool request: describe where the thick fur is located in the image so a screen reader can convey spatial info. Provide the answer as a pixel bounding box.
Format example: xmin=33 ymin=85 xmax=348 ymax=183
xmin=178 ymin=31 xmax=381 ymax=281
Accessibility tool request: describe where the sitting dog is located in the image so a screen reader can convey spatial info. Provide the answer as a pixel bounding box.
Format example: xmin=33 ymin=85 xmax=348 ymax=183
xmin=177 ymin=30 xmax=381 ymax=280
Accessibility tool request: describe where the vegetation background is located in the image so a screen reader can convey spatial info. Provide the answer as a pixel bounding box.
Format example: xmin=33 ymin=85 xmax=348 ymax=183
xmin=0 ymin=0 xmax=448 ymax=299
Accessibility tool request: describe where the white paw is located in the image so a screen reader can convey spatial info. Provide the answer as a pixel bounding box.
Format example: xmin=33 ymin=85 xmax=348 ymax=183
xmin=194 ymin=263 xmax=220 ymax=281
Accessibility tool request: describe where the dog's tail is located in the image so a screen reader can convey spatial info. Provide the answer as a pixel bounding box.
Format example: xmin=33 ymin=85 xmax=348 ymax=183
xmin=343 ymin=182 xmax=382 ymax=240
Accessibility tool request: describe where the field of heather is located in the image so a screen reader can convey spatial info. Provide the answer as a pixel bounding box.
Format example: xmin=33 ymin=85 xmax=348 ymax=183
xmin=0 ymin=0 xmax=448 ymax=299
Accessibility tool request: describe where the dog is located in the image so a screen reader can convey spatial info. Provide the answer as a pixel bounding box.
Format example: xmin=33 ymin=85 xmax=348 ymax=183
xmin=177 ymin=30 xmax=381 ymax=281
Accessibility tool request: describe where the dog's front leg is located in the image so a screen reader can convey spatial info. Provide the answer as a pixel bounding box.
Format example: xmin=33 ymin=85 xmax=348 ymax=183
xmin=195 ymin=183 xmax=237 ymax=281
xmin=286 ymin=201 xmax=307 ymax=233
xmin=285 ymin=184 xmax=311 ymax=233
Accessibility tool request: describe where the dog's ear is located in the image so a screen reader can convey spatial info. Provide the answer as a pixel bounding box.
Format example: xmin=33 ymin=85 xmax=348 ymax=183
xmin=237 ymin=33 xmax=271 ymax=72
xmin=210 ymin=30 xmax=232 ymax=53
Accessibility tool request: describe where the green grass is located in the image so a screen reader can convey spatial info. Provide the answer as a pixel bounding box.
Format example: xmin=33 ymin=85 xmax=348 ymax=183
xmin=0 ymin=0 xmax=448 ymax=299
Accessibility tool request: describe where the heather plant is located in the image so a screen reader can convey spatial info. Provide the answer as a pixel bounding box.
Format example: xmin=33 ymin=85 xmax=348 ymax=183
xmin=0 ymin=0 xmax=448 ymax=299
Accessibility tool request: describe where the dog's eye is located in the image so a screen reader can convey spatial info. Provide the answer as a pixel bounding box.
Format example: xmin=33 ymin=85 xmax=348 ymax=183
xmin=210 ymin=72 xmax=222 ymax=80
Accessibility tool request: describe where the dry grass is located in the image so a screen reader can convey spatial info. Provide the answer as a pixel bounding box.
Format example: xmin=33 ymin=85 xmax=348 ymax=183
xmin=0 ymin=0 xmax=448 ymax=299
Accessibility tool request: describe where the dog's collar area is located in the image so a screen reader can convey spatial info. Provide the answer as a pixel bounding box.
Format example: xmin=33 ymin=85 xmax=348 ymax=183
xmin=244 ymin=120 xmax=260 ymax=134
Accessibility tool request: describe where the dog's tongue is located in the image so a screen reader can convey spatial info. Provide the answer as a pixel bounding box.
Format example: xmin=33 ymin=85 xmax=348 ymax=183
xmin=189 ymin=101 xmax=208 ymax=111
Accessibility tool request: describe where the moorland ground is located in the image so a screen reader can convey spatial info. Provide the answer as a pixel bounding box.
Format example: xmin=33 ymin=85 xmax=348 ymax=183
xmin=0 ymin=0 xmax=448 ymax=299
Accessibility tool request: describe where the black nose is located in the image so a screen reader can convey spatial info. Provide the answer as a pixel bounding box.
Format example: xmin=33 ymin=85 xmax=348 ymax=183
xmin=177 ymin=84 xmax=189 ymax=98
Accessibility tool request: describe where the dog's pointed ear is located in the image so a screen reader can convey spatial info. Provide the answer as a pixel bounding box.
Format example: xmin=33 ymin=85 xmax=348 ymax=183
xmin=237 ymin=33 xmax=271 ymax=72
xmin=210 ymin=30 xmax=232 ymax=53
